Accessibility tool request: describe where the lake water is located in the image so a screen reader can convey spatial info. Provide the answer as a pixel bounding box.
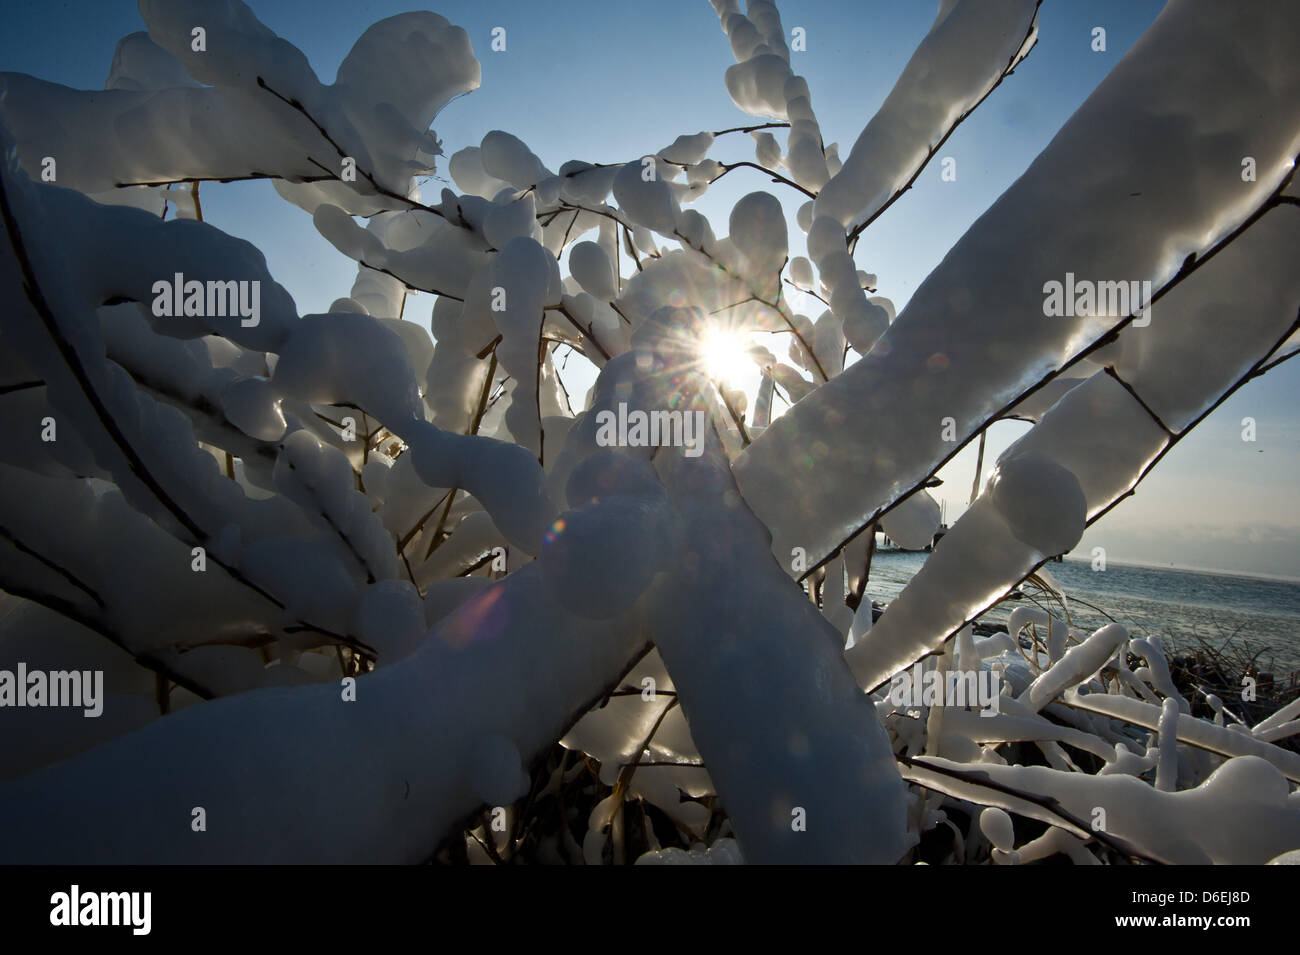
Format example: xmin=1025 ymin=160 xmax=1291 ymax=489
xmin=865 ymin=550 xmax=1300 ymax=677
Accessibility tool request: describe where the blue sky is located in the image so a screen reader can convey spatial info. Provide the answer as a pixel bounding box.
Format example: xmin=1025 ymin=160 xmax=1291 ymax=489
xmin=2 ymin=1 xmax=1297 ymax=577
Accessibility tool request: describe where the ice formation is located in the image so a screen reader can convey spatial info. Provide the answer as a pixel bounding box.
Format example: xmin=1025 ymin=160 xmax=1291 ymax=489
xmin=0 ymin=0 xmax=1297 ymax=867
xmin=733 ymin=0 xmax=1300 ymax=573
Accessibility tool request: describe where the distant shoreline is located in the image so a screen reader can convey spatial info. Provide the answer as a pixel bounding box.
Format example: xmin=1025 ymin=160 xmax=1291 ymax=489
xmin=873 ymin=545 xmax=1300 ymax=586
xmin=1056 ymin=554 xmax=1300 ymax=586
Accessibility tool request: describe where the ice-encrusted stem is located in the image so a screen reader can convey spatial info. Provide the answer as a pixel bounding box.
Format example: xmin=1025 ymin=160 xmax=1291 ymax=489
xmin=845 ymin=207 xmax=1300 ymax=693
xmin=818 ymin=0 xmax=1042 ymax=232
xmin=1063 ymin=691 xmax=1300 ymax=784
xmin=1 ymin=4 xmax=480 ymax=218
xmin=734 ymin=0 xmax=1300 ymax=575
xmin=709 ymin=0 xmax=831 ymax=194
xmin=912 ymin=754 xmax=1300 ymax=864
xmin=1154 ymin=699 xmax=1180 ymax=793
xmin=634 ymin=309 xmax=907 ymax=864
xmin=0 ymin=564 xmax=648 ymax=863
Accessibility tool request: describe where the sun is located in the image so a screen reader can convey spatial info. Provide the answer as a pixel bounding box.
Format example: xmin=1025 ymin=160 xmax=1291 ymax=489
xmin=698 ymin=328 xmax=754 ymax=386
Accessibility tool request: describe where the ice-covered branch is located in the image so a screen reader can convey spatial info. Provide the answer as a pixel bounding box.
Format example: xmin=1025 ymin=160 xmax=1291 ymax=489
xmin=735 ymin=0 xmax=1300 ymax=575
xmin=820 ymin=0 xmax=1042 ymax=236
xmin=1 ymin=4 xmax=480 ymax=219
xmin=709 ymin=0 xmax=831 ymax=194
xmin=911 ymin=754 xmax=1300 ymax=864
xmin=0 ymin=564 xmax=651 ymax=862
xmin=847 ymin=205 xmax=1300 ymax=694
xmin=601 ymin=309 xmax=907 ymax=862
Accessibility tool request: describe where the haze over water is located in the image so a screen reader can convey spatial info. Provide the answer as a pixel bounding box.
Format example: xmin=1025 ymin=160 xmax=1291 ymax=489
xmin=868 ymin=550 xmax=1300 ymax=676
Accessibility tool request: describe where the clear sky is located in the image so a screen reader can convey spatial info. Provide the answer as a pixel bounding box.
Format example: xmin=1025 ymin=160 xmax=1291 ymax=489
xmin=2 ymin=0 xmax=1297 ymax=578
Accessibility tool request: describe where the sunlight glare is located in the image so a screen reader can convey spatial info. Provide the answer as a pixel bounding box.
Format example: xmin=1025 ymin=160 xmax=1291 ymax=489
xmin=699 ymin=328 xmax=753 ymax=386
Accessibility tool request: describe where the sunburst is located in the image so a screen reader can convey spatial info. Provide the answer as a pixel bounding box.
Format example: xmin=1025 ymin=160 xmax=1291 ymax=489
xmin=698 ymin=327 xmax=753 ymax=386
